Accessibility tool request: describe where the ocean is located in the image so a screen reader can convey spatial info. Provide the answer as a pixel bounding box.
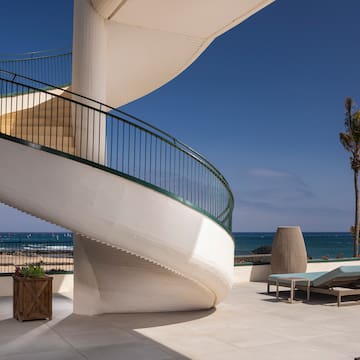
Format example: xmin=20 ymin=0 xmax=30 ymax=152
xmin=0 ymin=232 xmax=355 ymax=260
xmin=234 ymin=232 xmax=355 ymax=259
xmin=0 ymin=232 xmax=73 ymax=252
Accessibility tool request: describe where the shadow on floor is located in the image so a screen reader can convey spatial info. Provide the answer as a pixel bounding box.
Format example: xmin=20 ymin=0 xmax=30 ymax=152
xmin=0 ymin=294 xmax=216 ymax=359
xmin=261 ymin=289 xmax=360 ymax=307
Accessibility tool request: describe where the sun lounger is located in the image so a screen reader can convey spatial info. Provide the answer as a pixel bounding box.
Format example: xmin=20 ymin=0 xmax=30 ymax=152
xmin=267 ymin=266 xmax=360 ymax=306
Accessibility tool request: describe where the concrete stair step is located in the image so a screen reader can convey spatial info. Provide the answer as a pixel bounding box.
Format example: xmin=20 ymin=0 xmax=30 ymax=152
xmin=10 ymin=126 xmax=72 ymax=137
xmin=1 ymin=117 xmax=72 ymax=127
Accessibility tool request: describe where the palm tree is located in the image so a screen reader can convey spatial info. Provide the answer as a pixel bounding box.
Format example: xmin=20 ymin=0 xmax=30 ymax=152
xmin=339 ymin=97 xmax=360 ymax=257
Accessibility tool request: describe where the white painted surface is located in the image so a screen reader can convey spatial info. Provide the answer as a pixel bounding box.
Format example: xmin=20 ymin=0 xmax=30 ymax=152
xmin=234 ymin=264 xmax=271 ymax=283
xmin=234 ymin=259 xmax=360 ymax=283
xmin=306 ymin=260 xmax=360 ymax=273
xmin=73 ymin=0 xmax=107 ymax=104
xmin=73 ymin=0 xmax=275 ymax=107
xmin=1 ymin=260 xmax=359 ymax=298
xmin=0 ymin=0 xmax=276 ymax=314
xmin=72 ymin=0 xmax=107 ymax=162
xmin=74 ymin=235 xmax=215 ymax=314
xmin=0 ymin=138 xmax=234 ymax=314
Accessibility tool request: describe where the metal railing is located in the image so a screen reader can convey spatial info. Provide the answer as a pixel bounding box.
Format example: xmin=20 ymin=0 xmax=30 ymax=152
xmin=0 ymin=54 xmax=234 ymax=231
xmin=0 ymin=49 xmax=71 ymax=91
xmin=0 ymin=238 xmax=73 ymax=275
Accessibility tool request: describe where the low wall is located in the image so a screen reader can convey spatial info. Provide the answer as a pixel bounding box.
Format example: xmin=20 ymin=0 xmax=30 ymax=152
xmin=234 ymin=259 xmax=360 ymax=284
xmin=1 ymin=261 xmax=360 ymax=297
xmin=0 ymin=273 xmax=73 ymax=297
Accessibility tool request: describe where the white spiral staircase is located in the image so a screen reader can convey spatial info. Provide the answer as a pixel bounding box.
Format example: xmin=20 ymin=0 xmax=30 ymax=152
xmin=0 ymin=0 xmax=273 ymax=314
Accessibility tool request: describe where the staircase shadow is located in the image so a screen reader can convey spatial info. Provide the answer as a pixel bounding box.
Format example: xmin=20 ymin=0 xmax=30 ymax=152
xmin=0 ymin=294 xmax=215 ymax=359
xmin=53 ymin=295 xmax=216 ymax=359
xmin=261 ymin=290 xmax=360 ymax=307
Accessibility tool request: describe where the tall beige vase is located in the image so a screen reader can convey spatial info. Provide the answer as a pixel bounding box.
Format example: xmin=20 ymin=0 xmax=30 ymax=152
xmin=271 ymin=226 xmax=307 ymax=274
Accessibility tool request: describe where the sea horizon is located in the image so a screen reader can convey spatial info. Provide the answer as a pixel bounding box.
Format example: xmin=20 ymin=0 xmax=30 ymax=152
xmin=0 ymin=231 xmax=355 ymax=260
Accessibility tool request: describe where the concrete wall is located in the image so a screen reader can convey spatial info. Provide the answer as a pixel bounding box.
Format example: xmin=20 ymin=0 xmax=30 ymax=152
xmin=1 ymin=260 xmax=359 ymax=298
xmin=234 ymin=259 xmax=360 ymax=284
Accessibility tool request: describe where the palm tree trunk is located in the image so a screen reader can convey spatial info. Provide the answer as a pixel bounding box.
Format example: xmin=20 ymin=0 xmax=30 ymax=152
xmin=354 ymin=169 xmax=359 ymax=257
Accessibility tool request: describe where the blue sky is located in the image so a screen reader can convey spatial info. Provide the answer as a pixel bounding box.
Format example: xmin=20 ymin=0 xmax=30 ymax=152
xmin=0 ymin=0 xmax=359 ymax=232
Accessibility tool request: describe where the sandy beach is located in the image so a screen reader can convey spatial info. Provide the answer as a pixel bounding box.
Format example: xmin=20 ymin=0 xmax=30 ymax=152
xmin=0 ymin=252 xmax=73 ymax=273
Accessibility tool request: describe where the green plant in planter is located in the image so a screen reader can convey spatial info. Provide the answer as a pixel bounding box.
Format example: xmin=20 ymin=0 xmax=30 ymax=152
xmin=13 ymin=264 xmax=52 ymax=321
xmin=15 ymin=265 xmax=45 ymax=277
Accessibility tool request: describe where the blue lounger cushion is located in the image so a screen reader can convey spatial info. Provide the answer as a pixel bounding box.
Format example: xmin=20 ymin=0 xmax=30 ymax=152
xmin=268 ymin=272 xmax=325 ymax=287
xmin=268 ymin=266 xmax=360 ymax=288
xmin=311 ymin=266 xmax=360 ymax=287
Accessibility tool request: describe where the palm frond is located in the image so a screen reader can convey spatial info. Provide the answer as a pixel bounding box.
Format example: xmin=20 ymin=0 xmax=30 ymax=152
xmin=345 ymin=97 xmax=354 ymax=130
xmin=350 ymin=111 xmax=360 ymax=144
xmin=340 ymin=132 xmax=354 ymax=152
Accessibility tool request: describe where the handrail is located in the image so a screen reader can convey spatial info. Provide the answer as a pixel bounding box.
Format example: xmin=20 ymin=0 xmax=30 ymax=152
xmin=0 ymin=55 xmax=234 ymax=231
xmin=0 ymin=69 xmax=233 ymax=196
xmin=0 ymin=50 xmax=230 ymax=186
xmin=0 ymin=50 xmax=71 ymax=90
xmin=0 ymin=48 xmax=71 ymax=61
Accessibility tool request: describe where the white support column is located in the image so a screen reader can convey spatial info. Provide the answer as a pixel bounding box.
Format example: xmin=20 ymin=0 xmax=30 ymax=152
xmin=73 ymin=234 xmax=101 ymax=315
xmin=72 ymin=0 xmax=107 ymax=164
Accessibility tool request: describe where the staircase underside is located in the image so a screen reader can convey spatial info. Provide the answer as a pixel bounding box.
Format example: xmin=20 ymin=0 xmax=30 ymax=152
xmin=75 ymin=235 xmax=216 ymax=314
xmin=73 ymin=0 xmax=275 ymax=106
xmin=0 ymin=137 xmax=234 ymax=314
xmin=0 ymin=0 xmax=276 ymax=314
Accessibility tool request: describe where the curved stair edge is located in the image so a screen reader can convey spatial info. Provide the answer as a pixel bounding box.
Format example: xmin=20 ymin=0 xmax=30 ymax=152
xmin=0 ymin=137 xmax=234 ymax=314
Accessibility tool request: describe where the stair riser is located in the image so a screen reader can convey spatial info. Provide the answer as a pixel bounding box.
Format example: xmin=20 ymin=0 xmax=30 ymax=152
xmin=1 ymin=118 xmax=72 ymax=126
xmin=4 ymin=126 xmax=72 ymax=137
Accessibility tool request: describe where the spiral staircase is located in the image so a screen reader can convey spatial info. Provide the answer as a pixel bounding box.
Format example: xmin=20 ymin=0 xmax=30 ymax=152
xmin=0 ymin=0 xmax=273 ymax=314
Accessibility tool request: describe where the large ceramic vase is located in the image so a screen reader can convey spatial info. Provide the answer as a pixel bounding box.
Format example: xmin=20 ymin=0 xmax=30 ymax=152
xmin=271 ymin=226 xmax=307 ymax=274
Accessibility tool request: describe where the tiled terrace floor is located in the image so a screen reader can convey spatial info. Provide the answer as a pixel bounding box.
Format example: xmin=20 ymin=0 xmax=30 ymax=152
xmin=0 ymin=282 xmax=360 ymax=359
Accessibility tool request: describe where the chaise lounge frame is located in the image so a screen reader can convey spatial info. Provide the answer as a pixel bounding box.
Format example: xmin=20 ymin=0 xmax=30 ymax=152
xmin=267 ymin=266 xmax=360 ymax=306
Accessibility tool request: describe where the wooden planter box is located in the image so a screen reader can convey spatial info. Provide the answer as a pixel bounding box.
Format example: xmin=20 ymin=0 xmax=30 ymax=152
xmin=13 ymin=275 xmax=53 ymax=321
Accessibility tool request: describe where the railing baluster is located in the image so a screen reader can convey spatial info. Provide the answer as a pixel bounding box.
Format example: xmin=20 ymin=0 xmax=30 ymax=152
xmin=86 ymin=107 xmax=90 ymax=160
xmin=139 ymin=129 xmax=142 ymax=179
xmin=92 ymin=108 xmax=95 ymax=161
xmin=97 ymin=105 xmax=101 ymax=163
xmin=133 ymin=126 xmax=136 ymax=177
xmin=144 ymin=132 xmax=148 ymax=181
xmin=116 ymin=118 xmax=119 ymax=171
xmin=127 ymin=122 xmax=131 ymax=174
xmin=109 ymin=116 xmax=113 ymax=167
xmin=122 ymin=121 xmax=125 ymax=172
xmin=0 ymin=51 xmax=234 ymax=232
